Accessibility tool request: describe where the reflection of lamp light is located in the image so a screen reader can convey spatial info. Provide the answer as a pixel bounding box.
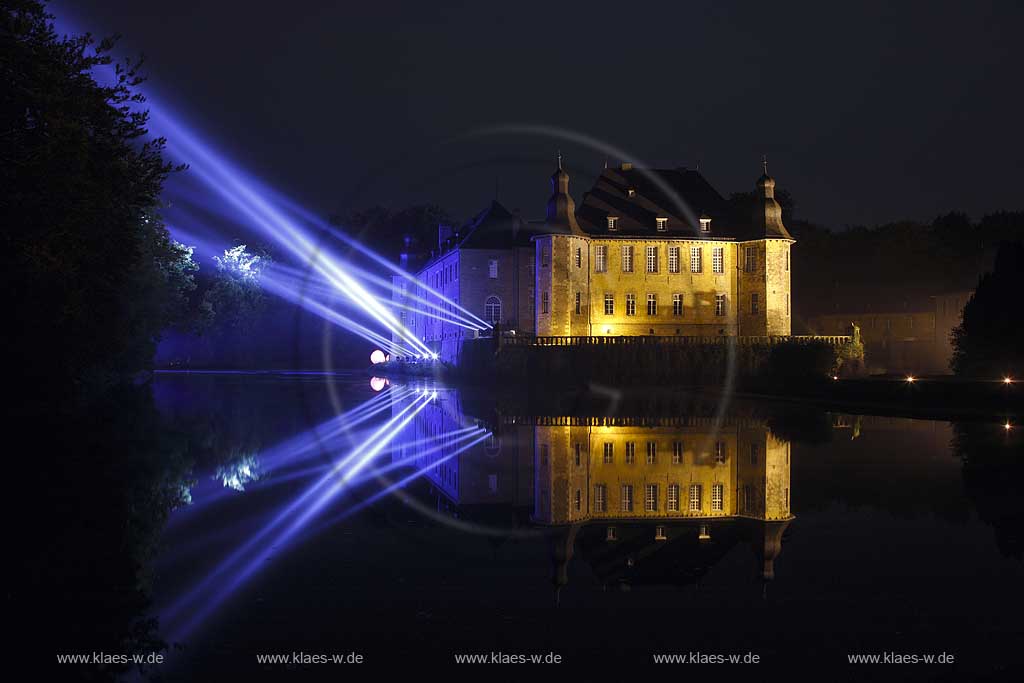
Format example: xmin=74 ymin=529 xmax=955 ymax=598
xmin=369 ymin=349 xmax=386 ymax=364
xmin=369 ymin=376 xmax=386 ymax=392
xmin=698 ymin=524 xmax=711 ymax=541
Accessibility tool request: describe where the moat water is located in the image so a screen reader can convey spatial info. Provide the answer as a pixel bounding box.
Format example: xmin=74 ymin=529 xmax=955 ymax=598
xmin=46 ymin=372 xmax=1024 ymax=679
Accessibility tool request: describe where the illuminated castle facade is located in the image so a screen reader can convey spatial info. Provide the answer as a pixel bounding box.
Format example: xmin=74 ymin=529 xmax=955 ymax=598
xmin=395 ymin=159 xmax=795 ymax=361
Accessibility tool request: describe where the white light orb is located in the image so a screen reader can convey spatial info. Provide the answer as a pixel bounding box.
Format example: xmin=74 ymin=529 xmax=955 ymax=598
xmin=370 ymin=349 xmax=387 ymax=365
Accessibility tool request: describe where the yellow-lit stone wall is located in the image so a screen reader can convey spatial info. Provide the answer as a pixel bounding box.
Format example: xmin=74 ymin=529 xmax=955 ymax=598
xmin=764 ymin=240 xmax=792 ymax=336
xmin=535 ymin=235 xmax=792 ymax=338
xmin=533 ymin=421 xmax=792 ymax=525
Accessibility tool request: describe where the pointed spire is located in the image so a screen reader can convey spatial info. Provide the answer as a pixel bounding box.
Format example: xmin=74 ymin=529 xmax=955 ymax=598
xmin=762 ymin=154 xmax=768 ymax=176
xmin=557 ymin=150 xmax=562 ymax=170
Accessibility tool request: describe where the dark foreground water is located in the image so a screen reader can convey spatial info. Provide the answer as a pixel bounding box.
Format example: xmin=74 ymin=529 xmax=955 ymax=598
xmin=41 ymin=372 xmax=1024 ymax=680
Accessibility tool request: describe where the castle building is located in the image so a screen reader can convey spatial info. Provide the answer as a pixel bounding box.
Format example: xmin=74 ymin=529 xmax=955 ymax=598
xmin=535 ymin=160 xmax=793 ymax=338
xmin=394 ymin=158 xmax=795 ymax=361
xmin=807 ymin=289 xmax=972 ymax=374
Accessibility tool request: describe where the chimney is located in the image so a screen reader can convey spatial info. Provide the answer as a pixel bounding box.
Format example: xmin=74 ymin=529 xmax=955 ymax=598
xmin=437 ymin=223 xmax=454 ymax=252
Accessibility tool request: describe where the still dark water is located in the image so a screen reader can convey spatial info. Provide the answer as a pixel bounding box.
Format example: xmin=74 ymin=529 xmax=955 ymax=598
xmin=46 ymin=372 xmax=1024 ymax=680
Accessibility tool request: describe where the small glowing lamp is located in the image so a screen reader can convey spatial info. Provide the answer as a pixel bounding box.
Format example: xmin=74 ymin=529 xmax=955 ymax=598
xmin=369 ymin=376 xmax=386 ymax=392
xmin=832 ymin=375 xmax=839 ymax=381
xmin=369 ymin=349 xmax=387 ymax=365
xmin=1003 ymin=377 xmax=1014 ymax=385
xmin=1006 ymin=422 xmax=1013 ymax=431
xmin=905 ymin=376 xmax=916 ymax=383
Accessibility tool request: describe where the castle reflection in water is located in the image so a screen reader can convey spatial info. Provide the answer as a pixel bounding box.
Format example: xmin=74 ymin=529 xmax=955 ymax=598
xmin=390 ymin=384 xmax=793 ymax=590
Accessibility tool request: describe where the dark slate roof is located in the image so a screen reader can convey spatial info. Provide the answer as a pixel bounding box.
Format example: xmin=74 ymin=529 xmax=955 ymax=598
xmin=576 ymin=166 xmax=762 ymax=241
xmin=457 ymin=200 xmax=542 ymax=249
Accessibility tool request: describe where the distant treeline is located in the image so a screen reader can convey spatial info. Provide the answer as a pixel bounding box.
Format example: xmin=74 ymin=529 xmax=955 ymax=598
xmin=788 ymin=210 xmax=1022 ymax=320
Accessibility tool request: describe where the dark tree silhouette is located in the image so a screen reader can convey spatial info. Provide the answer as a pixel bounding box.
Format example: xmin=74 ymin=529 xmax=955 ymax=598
xmin=951 ymin=242 xmax=1024 ymax=377
xmin=330 ymin=204 xmax=453 ymax=263
xmin=1 ymin=1 xmax=195 ymax=404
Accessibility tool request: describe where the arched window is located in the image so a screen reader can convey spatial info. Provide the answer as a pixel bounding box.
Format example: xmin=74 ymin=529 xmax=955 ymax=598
xmin=484 ymin=296 xmax=502 ymax=324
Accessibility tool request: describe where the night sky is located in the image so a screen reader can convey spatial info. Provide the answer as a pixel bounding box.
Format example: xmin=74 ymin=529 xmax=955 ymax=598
xmin=62 ymin=0 xmax=1023 ymax=229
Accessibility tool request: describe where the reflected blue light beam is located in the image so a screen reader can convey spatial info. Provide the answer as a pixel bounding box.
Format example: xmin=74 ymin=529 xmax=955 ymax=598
xmin=160 ymin=423 xmax=484 ymax=571
xmin=169 ymin=388 xmax=419 ymax=520
xmin=315 ymin=431 xmax=494 ymax=532
xmin=162 ymin=391 xmax=433 ymax=634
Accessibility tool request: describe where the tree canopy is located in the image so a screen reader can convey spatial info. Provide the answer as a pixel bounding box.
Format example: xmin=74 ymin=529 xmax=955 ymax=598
xmin=1 ymin=0 xmax=195 ymax=403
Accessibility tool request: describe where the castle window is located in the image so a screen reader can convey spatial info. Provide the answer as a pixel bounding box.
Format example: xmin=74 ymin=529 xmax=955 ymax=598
xmin=713 ymin=247 xmax=724 ymax=274
xmin=672 ymin=294 xmax=683 ymax=316
xmin=645 ymin=484 xmax=659 ymax=512
xmin=744 ymin=246 xmax=757 ymax=273
xmin=715 ymin=441 xmax=726 ymax=464
xmin=595 ymin=245 xmax=607 ymax=272
xmin=700 ymin=217 xmax=712 ymax=232
xmin=484 ymin=296 xmax=502 ymax=324
xmin=647 ymin=293 xmax=657 ymax=316
xmin=595 ymin=484 xmax=607 ymax=512
xmin=574 ymin=291 xmax=582 ymax=315
xmin=621 ymin=245 xmax=634 ymax=273
xmin=646 ymin=246 xmax=659 ymax=273
xmin=621 ymin=484 xmax=634 ymax=512
xmin=672 ymin=441 xmax=683 ymax=464
xmin=607 ymin=216 xmax=619 ymax=231
xmin=541 ymin=291 xmax=549 ymax=314
xmin=541 ymin=246 xmax=549 ymax=267
xmin=715 ymin=294 xmax=726 ymax=317
xmin=668 ymin=484 xmax=680 ymax=511
xmin=750 ymin=443 xmax=759 ymax=465
xmin=574 ymin=442 xmax=582 ymax=466
xmin=785 ymin=248 xmax=790 ymax=271
xmin=669 ymin=246 xmax=680 ymax=273
xmin=625 ymin=293 xmax=636 ymax=316
xmin=603 ymin=442 xmax=613 ymax=463
xmin=575 ymin=247 xmax=582 ymax=269
xmin=712 ymin=483 xmax=724 ymax=511
xmin=786 ymin=293 xmax=790 ymax=315
xmin=604 ymin=293 xmax=614 ymax=315
xmin=656 ymin=217 xmax=668 ymax=232
xmin=575 ymin=489 xmax=582 ymax=511
xmin=625 ymin=441 xmax=636 ymax=464
xmin=751 ymin=292 xmax=759 ymax=314
xmin=690 ymin=247 xmax=702 ymax=273
xmin=646 ymin=441 xmax=657 ymax=464
xmin=689 ymin=484 xmax=702 ymax=512
xmin=488 ymin=258 xmax=498 ymax=279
